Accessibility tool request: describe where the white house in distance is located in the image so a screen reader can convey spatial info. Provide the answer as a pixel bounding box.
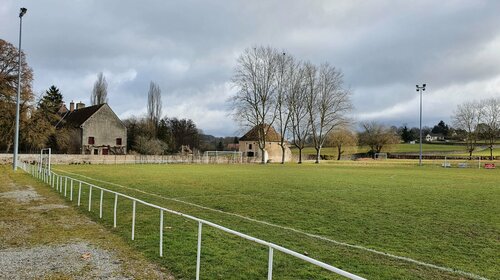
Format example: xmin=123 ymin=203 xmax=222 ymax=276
xmin=238 ymin=125 xmax=292 ymax=162
xmin=425 ymin=133 xmax=445 ymax=142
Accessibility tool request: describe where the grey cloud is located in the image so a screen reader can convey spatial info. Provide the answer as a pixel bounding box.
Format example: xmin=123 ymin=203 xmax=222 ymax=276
xmin=1 ymin=0 xmax=500 ymax=136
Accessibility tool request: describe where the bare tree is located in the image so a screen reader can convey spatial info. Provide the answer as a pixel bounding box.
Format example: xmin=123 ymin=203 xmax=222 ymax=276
xmin=289 ymin=63 xmax=309 ymax=164
xmin=452 ymin=101 xmax=484 ymax=159
xmin=480 ymin=97 xmax=500 ymax=160
xmin=358 ymin=121 xmax=400 ymax=158
xmin=275 ymin=52 xmax=295 ymax=164
xmin=0 ymin=39 xmax=34 ymax=152
xmin=231 ymin=46 xmax=279 ymax=164
xmin=90 ymin=72 xmax=108 ymax=105
xmin=327 ymin=127 xmax=358 ymax=160
xmin=306 ymin=62 xmax=353 ymax=163
xmin=147 ymin=81 xmax=162 ymax=137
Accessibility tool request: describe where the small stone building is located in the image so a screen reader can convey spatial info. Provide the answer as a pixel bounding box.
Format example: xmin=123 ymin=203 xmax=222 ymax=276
xmin=58 ymin=102 xmax=127 ymax=155
xmin=239 ymin=125 xmax=292 ymax=162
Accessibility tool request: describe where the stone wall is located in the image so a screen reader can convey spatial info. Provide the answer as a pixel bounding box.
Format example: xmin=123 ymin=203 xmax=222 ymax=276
xmin=1 ymin=154 xmax=201 ymax=165
xmin=1 ymin=153 xmax=299 ymax=165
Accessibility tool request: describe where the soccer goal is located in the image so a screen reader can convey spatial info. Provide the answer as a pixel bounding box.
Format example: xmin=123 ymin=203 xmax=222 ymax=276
xmin=39 ymin=148 xmax=52 ymax=176
xmin=203 ymin=151 xmax=243 ymax=164
xmin=374 ymin=153 xmax=387 ymax=160
xmin=442 ymin=156 xmax=483 ymax=169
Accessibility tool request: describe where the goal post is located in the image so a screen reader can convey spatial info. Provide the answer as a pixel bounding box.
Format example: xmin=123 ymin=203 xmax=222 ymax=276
xmin=443 ymin=156 xmax=483 ymax=169
xmin=203 ymin=151 xmax=243 ymax=164
xmin=40 ymin=148 xmax=52 ymax=175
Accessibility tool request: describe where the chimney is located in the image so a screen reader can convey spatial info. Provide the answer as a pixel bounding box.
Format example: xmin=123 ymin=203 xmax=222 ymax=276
xmin=69 ymin=101 xmax=75 ymax=112
xmin=76 ymin=101 xmax=85 ymax=110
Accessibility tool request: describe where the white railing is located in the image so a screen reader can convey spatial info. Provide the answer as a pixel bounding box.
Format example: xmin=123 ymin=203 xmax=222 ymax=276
xmin=19 ymin=161 xmax=366 ymax=280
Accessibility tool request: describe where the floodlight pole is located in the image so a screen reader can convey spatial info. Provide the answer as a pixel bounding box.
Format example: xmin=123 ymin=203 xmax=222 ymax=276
xmin=13 ymin=7 xmax=27 ymax=171
xmin=416 ymin=84 xmax=426 ymax=166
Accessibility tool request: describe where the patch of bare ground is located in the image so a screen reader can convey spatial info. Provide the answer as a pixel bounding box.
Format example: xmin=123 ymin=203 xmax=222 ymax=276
xmin=0 ymin=166 xmax=173 ymax=279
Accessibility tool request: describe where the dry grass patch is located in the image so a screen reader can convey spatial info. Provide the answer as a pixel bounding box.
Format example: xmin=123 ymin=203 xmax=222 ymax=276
xmin=0 ymin=165 xmax=173 ymax=279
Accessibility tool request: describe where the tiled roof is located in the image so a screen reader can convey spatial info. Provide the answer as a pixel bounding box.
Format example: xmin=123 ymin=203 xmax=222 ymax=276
xmin=239 ymin=124 xmax=282 ymax=142
xmin=59 ymin=104 xmax=105 ymax=128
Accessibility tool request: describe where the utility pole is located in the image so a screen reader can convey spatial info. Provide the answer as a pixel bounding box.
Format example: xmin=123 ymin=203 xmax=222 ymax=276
xmin=416 ymin=84 xmax=426 ymax=166
xmin=13 ymin=7 xmax=28 ymax=170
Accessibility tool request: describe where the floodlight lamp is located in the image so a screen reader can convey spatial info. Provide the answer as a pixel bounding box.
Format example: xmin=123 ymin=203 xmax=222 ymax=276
xmin=19 ymin=8 xmax=27 ymax=17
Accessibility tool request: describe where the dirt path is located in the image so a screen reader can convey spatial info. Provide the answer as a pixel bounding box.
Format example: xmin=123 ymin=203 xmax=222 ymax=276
xmin=0 ymin=166 xmax=173 ymax=279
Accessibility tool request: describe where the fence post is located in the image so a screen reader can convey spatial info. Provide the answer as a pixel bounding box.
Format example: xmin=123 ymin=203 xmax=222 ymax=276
xmin=88 ymin=185 xmax=92 ymax=212
xmin=64 ymin=177 xmax=68 ymax=197
xmin=160 ymin=210 xmax=164 ymax=257
xmin=196 ymin=222 xmax=202 ymax=280
xmin=132 ymin=200 xmax=136 ymax=240
xmin=113 ymin=193 xmax=118 ymax=228
xmin=268 ymin=247 xmax=274 ymax=280
xmin=70 ymin=179 xmax=73 ymax=201
xmin=56 ymin=174 xmax=59 ymax=191
xmin=60 ymin=176 xmax=63 ymax=193
xmin=78 ymin=182 xmax=82 ymax=206
xmin=99 ymin=189 xmax=104 ymax=218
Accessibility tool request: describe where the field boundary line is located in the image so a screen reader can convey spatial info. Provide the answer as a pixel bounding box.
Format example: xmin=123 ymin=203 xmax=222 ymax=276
xmin=54 ymin=168 xmax=489 ymax=280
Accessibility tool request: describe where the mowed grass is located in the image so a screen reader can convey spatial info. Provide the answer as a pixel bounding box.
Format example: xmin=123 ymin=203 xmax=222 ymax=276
xmin=49 ymin=163 xmax=499 ymax=279
xmin=293 ymin=143 xmax=500 ymax=158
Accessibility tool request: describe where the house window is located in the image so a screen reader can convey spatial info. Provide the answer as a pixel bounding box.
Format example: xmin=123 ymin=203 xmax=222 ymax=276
xmin=248 ymin=144 xmax=252 ymax=150
xmin=116 ymin=138 xmax=122 ymax=145
xmin=88 ymin=137 xmax=95 ymax=145
xmin=93 ymin=148 xmax=99 ymax=155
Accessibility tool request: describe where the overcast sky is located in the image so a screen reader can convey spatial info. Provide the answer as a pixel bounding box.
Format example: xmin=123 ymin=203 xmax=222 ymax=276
xmin=2 ymin=1 xmax=500 ymax=136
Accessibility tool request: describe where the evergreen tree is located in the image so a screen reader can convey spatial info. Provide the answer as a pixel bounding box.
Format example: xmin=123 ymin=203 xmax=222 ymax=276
xmin=401 ymin=125 xmax=414 ymax=142
xmin=217 ymin=141 xmax=224 ymax=151
xmin=39 ymin=85 xmax=64 ymax=124
xmin=431 ymin=120 xmax=449 ymax=136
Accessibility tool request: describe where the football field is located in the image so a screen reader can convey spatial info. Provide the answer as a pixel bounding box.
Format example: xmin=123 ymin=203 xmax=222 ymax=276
xmin=52 ymin=162 xmax=499 ymax=279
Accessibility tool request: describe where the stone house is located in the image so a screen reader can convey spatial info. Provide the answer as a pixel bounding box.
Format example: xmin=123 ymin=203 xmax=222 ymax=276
xmin=239 ymin=125 xmax=292 ymax=162
xmin=58 ymin=102 xmax=127 ymax=155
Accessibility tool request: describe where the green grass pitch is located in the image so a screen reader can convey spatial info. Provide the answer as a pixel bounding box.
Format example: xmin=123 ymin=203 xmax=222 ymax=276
xmin=49 ymin=162 xmax=499 ymax=279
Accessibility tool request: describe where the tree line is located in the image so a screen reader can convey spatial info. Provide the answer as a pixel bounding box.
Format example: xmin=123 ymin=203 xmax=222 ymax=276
xmin=0 ymin=38 xmax=202 ymax=154
xmin=231 ymin=46 xmax=353 ymax=164
xmin=1 ymin=38 xmax=498 ymax=159
xmin=324 ymin=96 xmax=500 ymax=161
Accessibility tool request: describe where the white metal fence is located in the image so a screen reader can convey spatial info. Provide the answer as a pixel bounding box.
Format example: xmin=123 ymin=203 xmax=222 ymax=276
xmin=19 ymin=161 xmax=366 ymax=280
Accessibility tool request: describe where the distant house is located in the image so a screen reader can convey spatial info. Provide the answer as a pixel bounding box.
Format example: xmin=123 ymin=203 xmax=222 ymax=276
xmin=239 ymin=124 xmax=292 ymax=162
xmin=425 ymin=133 xmax=445 ymax=142
xmin=58 ymin=102 xmax=127 ymax=155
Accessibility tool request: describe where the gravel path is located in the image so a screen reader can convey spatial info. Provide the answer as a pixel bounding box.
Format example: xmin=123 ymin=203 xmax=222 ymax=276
xmin=0 ymin=242 xmax=128 ymax=280
xmin=0 ymin=185 xmax=43 ymax=203
xmin=0 ymin=168 xmax=173 ymax=279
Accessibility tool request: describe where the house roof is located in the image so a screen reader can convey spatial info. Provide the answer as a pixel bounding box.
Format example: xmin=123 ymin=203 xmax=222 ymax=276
xmin=239 ymin=124 xmax=282 ymax=142
xmin=59 ymin=104 xmax=105 ymax=128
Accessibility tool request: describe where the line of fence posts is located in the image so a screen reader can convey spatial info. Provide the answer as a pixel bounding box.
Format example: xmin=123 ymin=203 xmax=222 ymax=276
xmin=18 ymin=161 xmax=365 ymax=280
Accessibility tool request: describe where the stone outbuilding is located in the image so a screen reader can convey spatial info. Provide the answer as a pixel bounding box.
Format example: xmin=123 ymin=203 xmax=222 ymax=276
xmin=239 ymin=125 xmax=292 ymax=163
xmin=58 ymin=102 xmax=127 ymax=155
